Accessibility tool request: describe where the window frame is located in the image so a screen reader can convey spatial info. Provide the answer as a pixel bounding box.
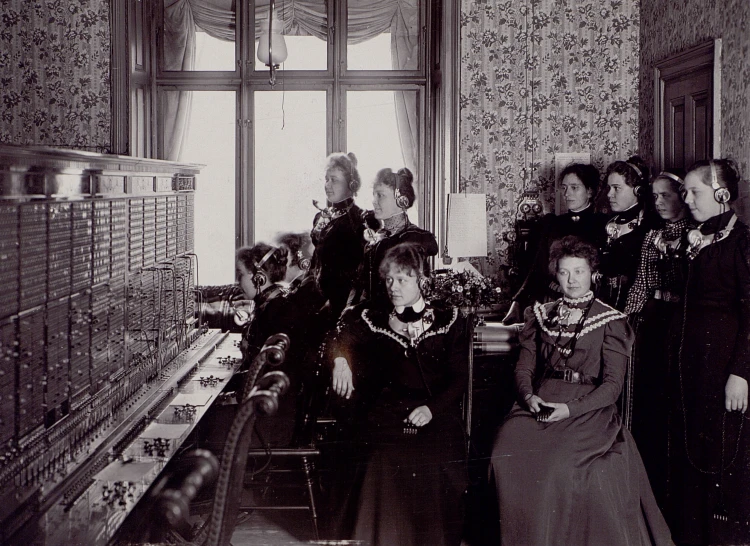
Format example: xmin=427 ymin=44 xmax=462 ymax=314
xmin=119 ymin=0 xmax=452 ymax=250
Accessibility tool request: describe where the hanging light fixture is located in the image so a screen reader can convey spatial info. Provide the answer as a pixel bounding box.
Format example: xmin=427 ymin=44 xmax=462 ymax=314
xmin=257 ymin=0 xmax=288 ymax=86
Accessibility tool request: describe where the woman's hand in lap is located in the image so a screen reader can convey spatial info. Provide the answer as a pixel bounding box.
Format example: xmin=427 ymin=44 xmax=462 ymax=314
xmin=524 ymin=394 xmax=544 ymax=413
xmin=332 ymin=357 xmax=354 ymax=399
xmin=725 ymin=374 xmax=748 ymax=413
xmin=543 ymin=402 xmax=570 ymax=422
xmin=407 ymin=405 xmax=433 ymax=427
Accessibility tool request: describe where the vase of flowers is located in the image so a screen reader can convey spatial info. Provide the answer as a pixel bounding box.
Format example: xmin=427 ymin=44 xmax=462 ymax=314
xmin=428 ymin=269 xmax=503 ymax=317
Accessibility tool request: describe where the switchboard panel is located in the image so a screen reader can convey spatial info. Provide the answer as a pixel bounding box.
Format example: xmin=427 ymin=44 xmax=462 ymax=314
xmin=0 ymin=146 xmax=202 ymax=543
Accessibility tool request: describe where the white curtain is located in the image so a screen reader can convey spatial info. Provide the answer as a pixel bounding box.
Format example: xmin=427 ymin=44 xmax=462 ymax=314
xmin=162 ymin=0 xmax=420 ymax=171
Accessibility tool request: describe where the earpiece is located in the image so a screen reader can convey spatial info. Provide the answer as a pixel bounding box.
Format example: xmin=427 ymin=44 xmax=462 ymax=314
xmin=394 ymin=187 xmax=410 ymax=209
xmin=297 ymin=251 xmax=311 ymax=271
xmin=418 ymin=275 xmax=430 ymax=294
xmin=252 ymin=247 xmax=277 ymax=289
xmin=633 ymin=185 xmax=645 ymax=198
xmin=710 ymin=161 xmax=731 ymax=204
xmin=252 ymin=271 xmax=268 ymax=288
xmin=348 ymin=179 xmax=357 ymax=191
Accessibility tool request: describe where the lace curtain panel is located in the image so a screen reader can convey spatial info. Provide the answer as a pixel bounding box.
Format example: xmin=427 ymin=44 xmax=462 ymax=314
xmin=162 ymin=0 xmax=419 ymax=172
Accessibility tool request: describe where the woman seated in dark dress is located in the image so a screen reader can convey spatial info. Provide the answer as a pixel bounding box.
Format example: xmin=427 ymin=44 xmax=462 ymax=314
xmin=490 ymin=235 xmax=673 ymax=546
xmin=352 ymin=167 xmax=438 ymax=308
xmin=503 ymin=162 xmax=607 ymax=323
xmin=668 ymin=159 xmax=750 ymax=546
xmin=623 ymin=169 xmax=691 ymax=509
xmin=327 ymin=242 xmax=469 ymax=545
xmin=234 ymin=243 xmax=321 ymax=447
xmin=308 ymin=152 xmax=366 ymax=321
xmin=599 ymin=155 xmax=652 ymax=310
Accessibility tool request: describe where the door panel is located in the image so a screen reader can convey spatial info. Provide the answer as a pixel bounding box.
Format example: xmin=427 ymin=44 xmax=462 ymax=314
xmin=662 ymin=66 xmax=712 ymax=171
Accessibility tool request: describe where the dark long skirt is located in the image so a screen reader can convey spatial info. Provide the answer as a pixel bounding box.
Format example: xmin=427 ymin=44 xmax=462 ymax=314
xmin=352 ymin=392 xmax=467 ymax=546
xmin=630 ymin=298 xmax=681 ymax=510
xmin=668 ymin=305 xmax=750 ymax=545
xmin=491 ymin=380 xmax=673 ymax=546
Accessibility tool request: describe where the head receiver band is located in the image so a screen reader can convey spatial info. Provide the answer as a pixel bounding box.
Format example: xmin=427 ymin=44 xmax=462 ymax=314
xmin=252 ymin=247 xmax=277 ymax=288
xmin=657 ymin=171 xmax=684 ymax=186
xmin=709 ymin=160 xmax=731 ymax=204
xmin=625 ymin=161 xmax=643 ymax=180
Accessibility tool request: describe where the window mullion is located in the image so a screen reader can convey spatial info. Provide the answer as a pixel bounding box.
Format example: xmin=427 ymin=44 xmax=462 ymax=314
xmin=238 ymin=0 xmax=254 ymax=247
xmin=331 ymin=0 xmax=344 ymax=153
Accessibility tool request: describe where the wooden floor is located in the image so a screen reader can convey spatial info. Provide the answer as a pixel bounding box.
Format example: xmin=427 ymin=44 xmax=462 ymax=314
xmin=230 ymin=510 xmax=320 ymax=545
xmin=230 ymin=511 xmax=473 ymax=546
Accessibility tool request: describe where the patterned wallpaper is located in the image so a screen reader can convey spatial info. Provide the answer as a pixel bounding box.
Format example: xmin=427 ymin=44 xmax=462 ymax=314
xmin=0 ymin=0 xmax=111 ymax=152
xmin=639 ymin=0 xmax=750 ymax=223
xmin=459 ymin=0 xmax=640 ymax=275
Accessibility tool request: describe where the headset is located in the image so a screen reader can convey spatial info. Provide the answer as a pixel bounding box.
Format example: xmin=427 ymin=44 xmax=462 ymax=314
xmin=656 ymin=171 xmax=685 ymax=191
xmin=414 ymin=248 xmax=431 ymax=294
xmin=709 ymin=160 xmax=731 ymax=204
xmin=252 ymin=247 xmax=277 ymax=289
xmin=297 ymin=250 xmax=311 ymax=271
xmin=626 ymin=161 xmax=647 ymax=198
xmin=394 ymin=187 xmax=410 ymax=209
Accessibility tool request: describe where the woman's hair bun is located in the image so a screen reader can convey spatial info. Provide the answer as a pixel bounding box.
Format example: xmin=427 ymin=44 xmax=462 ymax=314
xmin=397 ymin=167 xmax=414 ymax=186
xmin=347 ymin=152 xmax=358 ymax=167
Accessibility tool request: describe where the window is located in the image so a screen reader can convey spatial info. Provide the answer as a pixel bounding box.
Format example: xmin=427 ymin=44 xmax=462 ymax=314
xmin=126 ymin=0 xmax=450 ymax=285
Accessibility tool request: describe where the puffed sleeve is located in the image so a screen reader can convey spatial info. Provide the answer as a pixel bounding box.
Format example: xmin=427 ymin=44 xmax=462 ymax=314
xmin=729 ymin=227 xmax=750 ymax=379
xmin=323 ymin=303 xmax=370 ymax=376
xmin=565 ymin=317 xmax=633 ymax=418
xmin=426 ymin=312 xmax=470 ymax=416
xmin=514 ymin=305 xmax=539 ymax=402
xmin=421 ymin=231 xmax=439 ymax=257
xmin=241 ymin=296 xmax=296 ymax=367
xmin=624 ymin=230 xmax=657 ymax=315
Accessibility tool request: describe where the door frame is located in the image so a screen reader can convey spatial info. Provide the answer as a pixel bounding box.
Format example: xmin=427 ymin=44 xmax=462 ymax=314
xmin=654 ymin=39 xmax=722 ymax=171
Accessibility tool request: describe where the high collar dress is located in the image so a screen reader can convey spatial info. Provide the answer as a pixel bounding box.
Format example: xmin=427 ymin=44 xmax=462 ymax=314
xmin=490 ymin=294 xmax=674 ymax=546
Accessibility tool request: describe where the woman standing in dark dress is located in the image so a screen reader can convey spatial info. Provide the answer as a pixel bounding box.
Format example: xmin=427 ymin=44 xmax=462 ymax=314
xmin=353 ymin=167 xmax=438 ymax=308
xmin=600 ymin=156 xmax=652 ymax=310
xmin=503 ymin=163 xmax=607 ymax=324
xmin=624 ymin=170 xmax=691 ymax=508
xmin=490 ymin=236 xmax=673 ymax=546
xmin=328 ymin=243 xmax=469 ymax=546
xmin=668 ymin=159 xmax=750 ymax=545
xmin=308 ymin=152 xmax=366 ymax=320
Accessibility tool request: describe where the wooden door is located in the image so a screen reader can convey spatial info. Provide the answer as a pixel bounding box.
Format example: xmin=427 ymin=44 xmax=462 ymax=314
xmin=663 ymin=67 xmax=712 ymax=170
xmin=655 ymin=41 xmax=718 ymax=172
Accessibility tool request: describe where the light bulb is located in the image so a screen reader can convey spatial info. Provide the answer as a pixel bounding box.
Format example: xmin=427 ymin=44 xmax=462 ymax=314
xmin=257 ymin=12 xmax=288 ymax=66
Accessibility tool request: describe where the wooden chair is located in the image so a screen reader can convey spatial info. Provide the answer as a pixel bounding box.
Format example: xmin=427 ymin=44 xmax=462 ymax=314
xmin=137 ymin=333 xmax=293 ymax=546
xmin=239 ymin=354 xmax=326 ymax=541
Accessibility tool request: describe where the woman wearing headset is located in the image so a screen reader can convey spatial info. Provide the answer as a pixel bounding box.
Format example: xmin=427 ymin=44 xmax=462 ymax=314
xmin=668 ymin=159 xmax=750 ymax=545
xmin=235 ymin=243 xmax=308 ymax=446
xmin=353 ymin=167 xmax=438 ymax=309
xmin=309 ymin=152 xmax=366 ymax=321
xmin=599 ymin=155 xmax=652 ymax=310
xmin=328 ymin=242 xmax=469 ymax=545
xmin=623 ymin=169 xmax=691 ymax=509
xmin=503 ymin=163 xmax=608 ymax=324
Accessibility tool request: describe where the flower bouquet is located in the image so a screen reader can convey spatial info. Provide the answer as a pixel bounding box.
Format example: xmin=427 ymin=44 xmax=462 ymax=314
xmin=428 ymin=269 xmax=503 ymax=314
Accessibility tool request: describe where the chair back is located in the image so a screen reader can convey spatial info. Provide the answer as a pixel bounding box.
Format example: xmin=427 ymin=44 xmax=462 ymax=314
xmin=201 ymin=334 xmax=291 ymax=546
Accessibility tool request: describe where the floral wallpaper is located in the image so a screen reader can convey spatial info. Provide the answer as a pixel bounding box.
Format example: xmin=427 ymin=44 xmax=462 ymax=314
xmin=0 ymin=0 xmax=111 ymax=152
xmin=459 ymin=0 xmax=640 ymax=277
xmin=639 ymin=0 xmax=750 ymax=223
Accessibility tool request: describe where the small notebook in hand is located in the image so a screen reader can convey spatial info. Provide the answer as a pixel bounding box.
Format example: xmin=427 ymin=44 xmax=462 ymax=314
xmin=536 ymin=404 xmax=554 ymax=422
